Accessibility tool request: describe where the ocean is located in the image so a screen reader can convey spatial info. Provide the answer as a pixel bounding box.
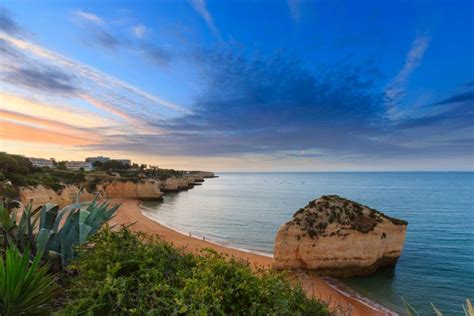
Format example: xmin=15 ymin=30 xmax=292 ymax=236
xmin=141 ymin=172 xmax=474 ymax=314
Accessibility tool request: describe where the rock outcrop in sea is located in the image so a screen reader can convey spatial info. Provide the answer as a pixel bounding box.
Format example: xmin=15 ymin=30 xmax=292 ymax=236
xmin=272 ymin=195 xmax=408 ymax=277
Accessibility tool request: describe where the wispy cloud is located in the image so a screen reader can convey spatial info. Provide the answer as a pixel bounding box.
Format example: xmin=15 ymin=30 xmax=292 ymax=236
xmin=132 ymin=24 xmax=146 ymax=38
xmin=189 ymin=0 xmax=221 ymax=39
xmin=72 ymin=9 xmax=104 ymax=25
xmin=287 ymin=0 xmax=301 ymax=22
xmin=0 ymin=7 xmax=22 ymax=36
xmin=385 ymin=34 xmax=431 ymax=118
xmin=0 ymin=33 xmax=189 ymax=117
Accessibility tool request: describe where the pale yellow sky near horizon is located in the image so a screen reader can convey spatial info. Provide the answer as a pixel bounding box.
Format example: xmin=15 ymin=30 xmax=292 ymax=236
xmin=2 ymin=138 xmax=471 ymax=172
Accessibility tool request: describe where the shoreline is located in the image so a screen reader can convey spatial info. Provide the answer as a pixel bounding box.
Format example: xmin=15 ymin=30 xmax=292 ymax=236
xmin=110 ymin=198 xmax=392 ymax=316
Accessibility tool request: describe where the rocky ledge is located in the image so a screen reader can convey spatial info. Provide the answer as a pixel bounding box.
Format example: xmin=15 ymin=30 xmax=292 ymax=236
xmin=272 ymin=195 xmax=407 ymax=277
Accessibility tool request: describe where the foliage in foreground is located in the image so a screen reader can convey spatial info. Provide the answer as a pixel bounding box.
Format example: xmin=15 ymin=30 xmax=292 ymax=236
xmin=59 ymin=227 xmax=329 ymax=315
xmin=0 ymin=246 xmax=57 ymax=316
xmin=403 ymin=297 xmax=474 ymax=316
xmin=0 ymin=197 xmax=118 ymax=267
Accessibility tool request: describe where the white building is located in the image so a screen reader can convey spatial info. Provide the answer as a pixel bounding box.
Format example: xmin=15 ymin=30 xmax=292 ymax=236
xmin=85 ymin=156 xmax=110 ymax=164
xmin=66 ymin=161 xmax=93 ymax=171
xmin=28 ymin=157 xmax=54 ymax=168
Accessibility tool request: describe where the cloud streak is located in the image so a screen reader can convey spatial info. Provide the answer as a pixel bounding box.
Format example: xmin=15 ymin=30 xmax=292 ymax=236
xmin=189 ymin=0 xmax=221 ymax=39
xmin=72 ymin=10 xmax=104 ymax=25
xmin=287 ymin=0 xmax=301 ymax=22
xmin=385 ymin=34 xmax=431 ymax=117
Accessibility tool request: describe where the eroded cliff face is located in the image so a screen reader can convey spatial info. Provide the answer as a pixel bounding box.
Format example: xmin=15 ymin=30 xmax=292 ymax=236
xmin=100 ymin=180 xmax=163 ymax=200
xmin=160 ymin=178 xmax=192 ymax=192
xmin=272 ymin=195 xmax=407 ymax=277
xmin=20 ymin=180 xmax=164 ymax=207
xmin=19 ymin=185 xmax=97 ymax=208
xmin=18 ymin=173 xmax=216 ymax=208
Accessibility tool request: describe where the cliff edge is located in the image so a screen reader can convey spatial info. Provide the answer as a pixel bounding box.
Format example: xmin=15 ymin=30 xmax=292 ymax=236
xmin=272 ymin=195 xmax=407 ymax=277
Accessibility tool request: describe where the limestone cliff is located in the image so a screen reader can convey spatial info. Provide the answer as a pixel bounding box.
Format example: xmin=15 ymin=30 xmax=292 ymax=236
xmin=20 ymin=179 xmax=163 ymax=207
xmin=100 ymin=180 xmax=163 ymax=200
xmin=272 ymin=195 xmax=407 ymax=277
xmin=160 ymin=177 xmax=192 ymax=192
xmin=19 ymin=185 xmax=97 ymax=208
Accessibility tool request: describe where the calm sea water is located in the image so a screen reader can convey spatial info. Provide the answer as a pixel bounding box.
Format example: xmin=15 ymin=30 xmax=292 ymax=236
xmin=142 ymin=172 xmax=474 ymax=314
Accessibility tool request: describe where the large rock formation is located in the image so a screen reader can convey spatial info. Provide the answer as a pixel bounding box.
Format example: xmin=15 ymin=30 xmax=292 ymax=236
xmin=20 ymin=179 xmax=164 ymax=207
xmin=101 ymin=180 xmax=163 ymax=200
xmin=272 ymin=195 xmax=407 ymax=277
xmin=19 ymin=185 xmax=97 ymax=208
xmin=160 ymin=177 xmax=193 ymax=192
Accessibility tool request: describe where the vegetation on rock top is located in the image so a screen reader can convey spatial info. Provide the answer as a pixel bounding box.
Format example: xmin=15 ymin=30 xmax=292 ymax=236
xmin=289 ymin=195 xmax=407 ymax=239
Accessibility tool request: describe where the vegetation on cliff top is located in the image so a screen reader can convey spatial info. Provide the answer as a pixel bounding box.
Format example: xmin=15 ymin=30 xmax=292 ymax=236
xmin=0 ymin=153 xmax=192 ymax=199
xmin=0 ymin=153 xmax=85 ymax=199
xmin=289 ymin=195 xmax=407 ymax=239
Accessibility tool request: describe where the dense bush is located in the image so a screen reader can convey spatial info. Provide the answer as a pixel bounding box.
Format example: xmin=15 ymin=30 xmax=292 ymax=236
xmin=59 ymin=227 xmax=328 ymax=315
xmin=0 ymin=185 xmax=18 ymax=199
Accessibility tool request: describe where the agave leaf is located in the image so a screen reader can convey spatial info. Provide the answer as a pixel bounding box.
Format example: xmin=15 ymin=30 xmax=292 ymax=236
xmin=464 ymin=299 xmax=474 ymax=316
xmin=431 ymin=303 xmax=443 ymax=316
xmin=401 ymin=297 xmax=418 ymax=316
xmin=52 ymin=202 xmax=87 ymax=232
xmin=79 ymin=222 xmax=93 ymax=244
xmin=59 ymin=211 xmax=80 ymax=266
xmin=79 ymin=210 xmax=91 ymax=223
xmin=38 ymin=204 xmax=59 ymax=231
xmin=36 ymin=228 xmax=53 ymax=258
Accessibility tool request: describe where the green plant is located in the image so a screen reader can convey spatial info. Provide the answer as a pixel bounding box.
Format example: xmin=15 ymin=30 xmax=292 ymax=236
xmin=177 ymin=249 xmax=328 ymax=315
xmin=45 ymin=198 xmax=119 ymax=266
xmin=402 ymin=297 xmax=474 ymax=316
xmin=0 ymin=246 xmax=57 ymax=315
xmin=0 ymin=197 xmax=119 ymax=267
xmin=59 ymin=227 xmax=328 ymax=315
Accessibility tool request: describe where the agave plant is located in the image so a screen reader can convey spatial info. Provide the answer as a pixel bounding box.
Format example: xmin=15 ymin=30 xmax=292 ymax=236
xmin=40 ymin=198 xmax=119 ymax=266
xmin=403 ymin=297 xmax=474 ymax=316
xmin=0 ymin=200 xmax=41 ymax=258
xmin=0 ymin=246 xmax=57 ymax=316
xmin=0 ymin=195 xmax=119 ymax=267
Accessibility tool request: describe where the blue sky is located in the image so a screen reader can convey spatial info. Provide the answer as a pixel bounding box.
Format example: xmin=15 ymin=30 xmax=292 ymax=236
xmin=0 ymin=0 xmax=473 ymax=171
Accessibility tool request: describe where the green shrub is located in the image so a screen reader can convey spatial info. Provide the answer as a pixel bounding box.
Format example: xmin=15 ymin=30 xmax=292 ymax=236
xmin=7 ymin=173 xmax=28 ymax=187
xmin=0 ymin=246 xmax=57 ymax=316
xmin=177 ymin=250 xmax=328 ymax=315
xmin=59 ymin=227 xmax=328 ymax=315
xmin=16 ymin=166 xmax=29 ymax=175
xmin=0 ymin=185 xmax=18 ymax=199
xmin=0 ymin=172 xmax=5 ymax=181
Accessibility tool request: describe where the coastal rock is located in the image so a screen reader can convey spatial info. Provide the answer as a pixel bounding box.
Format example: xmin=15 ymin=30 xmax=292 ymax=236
xmin=19 ymin=185 xmax=97 ymax=208
xmin=272 ymin=195 xmax=407 ymax=277
xmin=195 ymin=171 xmax=216 ymax=178
xmin=159 ymin=177 xmax=193 ymax=192
xmin=102 ymin=180 xmax=163 ymax=200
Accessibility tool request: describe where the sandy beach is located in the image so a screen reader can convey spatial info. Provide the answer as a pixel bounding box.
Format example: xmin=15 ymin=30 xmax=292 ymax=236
xmin=110 ymin=198 xmax=388 ymax=316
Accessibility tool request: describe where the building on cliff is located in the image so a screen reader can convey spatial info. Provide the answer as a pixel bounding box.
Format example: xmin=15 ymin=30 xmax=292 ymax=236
xmin=28 ymin=157 xmax=54 ymax=168
xmin=85 ymin=156 xmax=110 ymax=164
xmin=65 ymin=161 xmax=93 ymax=171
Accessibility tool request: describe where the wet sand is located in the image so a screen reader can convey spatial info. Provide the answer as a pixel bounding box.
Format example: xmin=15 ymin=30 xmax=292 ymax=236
xmin=110 ymin=198 xmax=388 ymax=316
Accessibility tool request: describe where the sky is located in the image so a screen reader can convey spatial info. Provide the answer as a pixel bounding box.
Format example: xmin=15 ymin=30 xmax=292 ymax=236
xmin=0 ymin=0 xmax=473 ymax=171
